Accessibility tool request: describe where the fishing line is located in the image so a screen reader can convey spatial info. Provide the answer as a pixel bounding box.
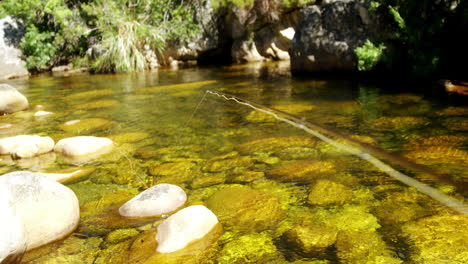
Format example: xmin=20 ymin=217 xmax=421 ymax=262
xmin=206 ymin=90 xmax=468 ymax=215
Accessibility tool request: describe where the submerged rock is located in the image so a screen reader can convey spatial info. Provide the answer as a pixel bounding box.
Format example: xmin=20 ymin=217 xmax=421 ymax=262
xmin=283 ymin=224 xmax=337 ymax=255
xmin=267 ymin=160 xmax=336 ymax=182
xmin=0 ymin=135 xmax=54 ymax=158
xmin=307 ymin=180 xmax=353 ymax=206
xmin=58 ymin=118 xmax=114 ymax=134
xmin=336 ymin=230 xmax=402 ymax=264
xmin=33 ymin=110 xmax=52 ymax=117
xmin=54 ymin=136 xmax=113 ymax=157
xmin=217 ymin=232 xmax=281 ymax=264
xmin=0 ymin=185 xmax=26 ymax=264
xmin=205 ymin=186 xmax=282 ymax=233
xmin=401 ymin=213 xmax=468 ymax=264
xmin=156 ymin=205 xmax=219 ymax=253
xmin=119 ymin=184 xmax=187 ymax=218
xmin=75 ymin=100 xmax=120 ymax=110
xmin=0 ymin=171 xmax=79 ymax=250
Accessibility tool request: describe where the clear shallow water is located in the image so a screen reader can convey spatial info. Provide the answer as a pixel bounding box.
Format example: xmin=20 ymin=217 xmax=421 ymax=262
xmin=1 ymin=62 xmax=467 ymax=263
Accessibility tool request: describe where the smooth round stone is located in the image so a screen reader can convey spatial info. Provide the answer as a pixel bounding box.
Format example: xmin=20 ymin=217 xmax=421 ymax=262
xmin=0 ymin=135 xmax=55 ymax=158
xmin=0 ymin=171 xmax=79 ymax=250
xmin=156 ymin=205 xmax=219 ymax=253
xmin=0 ymin=84 xmax=28 ymax=114
xmin=54 ymin=136 xmax=113 ymax=156
xmin=0 ymin=185 xmax=26 ymax=263
xmin=119 ymin=184 xmax=187 ymax=218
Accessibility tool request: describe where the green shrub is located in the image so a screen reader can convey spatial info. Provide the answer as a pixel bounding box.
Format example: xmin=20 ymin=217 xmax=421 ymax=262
xmin=354 ymin=40 xmax=386 ymax=71
xmin=19 ymin=25 xmax=57 ymax=70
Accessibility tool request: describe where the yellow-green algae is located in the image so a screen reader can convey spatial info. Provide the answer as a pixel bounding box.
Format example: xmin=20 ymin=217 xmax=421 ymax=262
xmin=236 ymin=136 xmax=317 ymax=154
xmin=66 ymin=89 xmax=115 ymax=100
xmin=404 ymin=135 xmax=467 ymax=149
xmin=401 ymin=213 xmax=468 ymax=264
xmin=245 ymin=109 xmax=278 ymax=123
xmin=267 ymin=160 xmax=336 ymax=182
xmin=283 ymin=223 xmax=338 ymax=255
xmin=134 ymin=80 xmax=218 ymax=94
xmin=191 ymin=173 xmax=226 ymax=189
xmin=205 ymin=186 xmax=283 ymax=233
xmin=217 ymin=232 xmax=282 ymax=264
xmin=109 ymin=132 xmax=150 ymax=143
xmin=105 ymin=228 xmax=140 ymax=244
xmin=367 ymin=116 xmax=429 ymax=131
xmin=75 ymin=100 xmax=120 ymax=110
xmin=202 ymin=154 xmax=254 ymax=173
xmin=307 ymin=180 xmax=353 ymax=206
xmin=405 ymin=146 xmax=468 ymax=165
xmin=336 ymin=230 xmax=402 ymax=264
xmin=148 ymin=160 xmax=201 ymax=185
xmin=57 ymin=117 xmax=115 ymax=134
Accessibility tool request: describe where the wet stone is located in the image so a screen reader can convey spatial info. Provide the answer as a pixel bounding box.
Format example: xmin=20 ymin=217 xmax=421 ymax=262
xmin=58 ymin=118 xmax=115 ymax=134
xmin=283 ymin=224 xmax=337 ymax=255
xmin=307 ymin=180 xmax=353 ymax=206
xmin=205 ymin=186 xmax=282 ymax=233
xmin=267 ymin=160 xmax=336 ymax=182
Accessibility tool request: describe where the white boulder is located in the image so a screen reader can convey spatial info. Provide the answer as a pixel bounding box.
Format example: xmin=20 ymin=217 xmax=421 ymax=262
xmin=0 ymin=84 xmax=28 ymax=114
xmin=156 ymin=205 xmax=219 ymax=253
xmin=119 ymin=184 xmax=187 ymax=217
xmin=0 ymin=135 xmax=54 ymax=158
xmin=54 ymin=136 xmax=113 ymax=156
xmin=0 ymin=171 xmax=80 ymax=250
xmin=0 ymin=185 xmax=26 ymax=263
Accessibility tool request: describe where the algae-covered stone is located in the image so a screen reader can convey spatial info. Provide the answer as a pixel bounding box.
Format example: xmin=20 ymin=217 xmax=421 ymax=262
xmin=205 ymin=186 xmax=282 ymax=232
xmin=283 ymin=224 xmax=337 ymax=255
xmin=271 ymin=102 xmax=316 ymax=114
xmin=405 ymin=146 xmax=468 ymax=165
xmin=76 ymin=100 xmax=120 ymax=110
xmin=191 ymin=173 xmax=226 ymax=189
xmin=336 ymin=230 xmax=402 ymax=264
xmin=203 ymin=155 xmax=254 ymax=173
xmin=67 ymin=89 xmax=115 ymax=100
xmin=227 ymin=171 xmax=265 ymax=183
xmin=106 ymin=228 xmax=140 ymax=244
xmin=58 ymin=118 xmax=114 ymax=134
xmin=245 ymin=110 xmax=277 ymax=123
xmin=311 ymin=205 xmax=380 ymax=232
xmin=218 ymin=232 xmax=282 ymax=264
xmin=119 ymin=184 xmax=187 ymax=218
xmin=109 ymin=132 xmax=150 ymax=143
xmin=308 ymin=180 xmax=352 ymax=206
xmin=156 ymin=205 xmax=219 ymax=253
xmin=401 ymin=213 xmax=468 ymax=264
xmin=368 ymin=116 xmax=429 ymax=131
xmin=268 ymin=160 xmax=336 ymax=182
xmin=236 ymin=136 xmax=317 ymax=154
xmin=148 ymin=161 xmax=200 ymax=184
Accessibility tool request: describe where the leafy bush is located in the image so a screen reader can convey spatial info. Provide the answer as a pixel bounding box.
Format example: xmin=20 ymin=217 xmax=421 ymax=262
xmin=19 ymin=25 xmax=57 ymax=70
xmin=354 ymin=40 xmax=386 ymax=71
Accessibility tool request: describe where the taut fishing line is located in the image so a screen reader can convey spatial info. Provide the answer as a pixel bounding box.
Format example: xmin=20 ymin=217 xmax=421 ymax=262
xmin=204 ymin=90 xmax=468 ymax=215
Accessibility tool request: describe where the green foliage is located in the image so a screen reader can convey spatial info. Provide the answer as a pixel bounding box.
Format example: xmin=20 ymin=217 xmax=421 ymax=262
xmin=81 ymin=0 xmax=198 ymax=72
xmin=211 ymin=0 xmax=313 ymax=9
xmin=354 ymin=40 xmax=386 ymax=71
xmin=370 ymin=0 xmax=463 ymax=77
xmin=19 ymin=25 xmax=57 ymax=70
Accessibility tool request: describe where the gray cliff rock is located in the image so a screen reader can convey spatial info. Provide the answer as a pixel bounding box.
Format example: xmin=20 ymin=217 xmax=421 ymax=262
xmin=289 ymin=1 xmax=394 ymax=73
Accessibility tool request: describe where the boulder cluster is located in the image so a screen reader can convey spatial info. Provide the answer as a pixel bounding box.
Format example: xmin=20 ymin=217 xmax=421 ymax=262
xmin=0 ymin=84 xmax=220 ymax=263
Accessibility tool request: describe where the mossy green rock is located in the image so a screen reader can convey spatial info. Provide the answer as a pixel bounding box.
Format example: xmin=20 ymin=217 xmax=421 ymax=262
xmin=336 ymin=230 xmax=402 ymax=264
xmin=367 ymin=116 xmax=429 ymax=131
xmin=67 ymin=89 xmax=115 ymax=100
xmin=148 ymin=161 xmax=201 ymax=184
xmin=401 ymin=213 xmax=468 ymax=264
xmin=191 ymin=173 xmax=226 ymax=189
xmin=58 ymin=118 xmax=115 ymax=134
xmin=245 ymin=110 xmax=277 ymax=123
xmin=217 ymin=232 xmax=282 ymax=264
xmin=268 ymin=160 xmax=336 ymax=182
xmin=76 ymin=100 xmax=120 ymax=110
xmin=205 ymin=186 xmax=282 ymax=232
xmin=109 ymin=132 xmax=150 ymax=143
xmin=236 ymin=136 xmax=317 ymax=154
xmin=203 ymin=155 xmax=254 ymax=173
xmin=311 ymin=205 xmax=381 ymax=232
xmin=308 ymin=180 xmax=353 ymax=206
xmin=105 ymin=228 xmax=140 ymax=244
xmin=283 ymin=224 xmax=337 ymax=254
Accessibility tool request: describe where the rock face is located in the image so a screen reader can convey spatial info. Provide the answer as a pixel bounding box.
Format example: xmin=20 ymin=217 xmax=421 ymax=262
xmin=119 ymin=184 xmax=187 ymax=217
xmin=0 ymin=16 xmax=28 ymax=80
xmin=289 ymin=1 xmax=393 ymax=73
xmin=0 ymin=185 xmax=26 ymax=264
xmin=156 ymin=205 xmax=219 ymax=253
xmin=0 ymin=84 xmax=29 ymax=114
xmin=0 ymin=135 xmax=54 ymax=158
xmin=54 ymin=136 xmax=113 ymax=156
xmin=0 ymin=171 xmax=80 ymax=250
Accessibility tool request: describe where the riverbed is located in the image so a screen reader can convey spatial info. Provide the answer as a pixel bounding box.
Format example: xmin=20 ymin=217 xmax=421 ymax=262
xmin=1 ymin=62 xmax=467 ymax=263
